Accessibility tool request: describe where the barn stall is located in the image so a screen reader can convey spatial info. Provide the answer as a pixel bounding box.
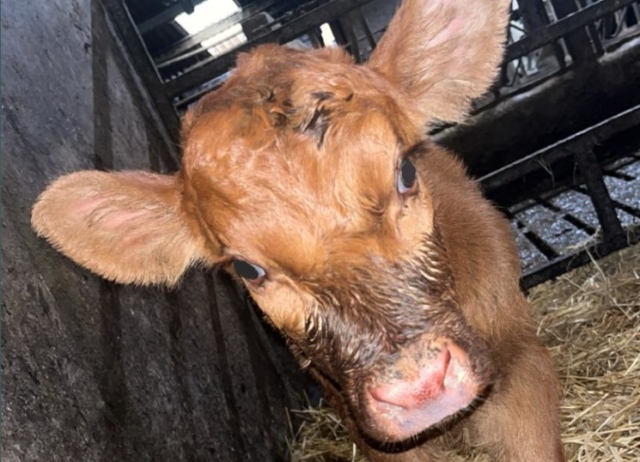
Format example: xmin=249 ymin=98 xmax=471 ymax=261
xmin=2 ymin=0 xmax=639 ymax=461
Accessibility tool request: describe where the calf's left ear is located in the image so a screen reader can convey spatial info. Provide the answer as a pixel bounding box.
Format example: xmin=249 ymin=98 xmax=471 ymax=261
xmin=367 ymin=0 xmax=511 ymax=126
xmin=32 ymin=170 xmax=213 ymax=286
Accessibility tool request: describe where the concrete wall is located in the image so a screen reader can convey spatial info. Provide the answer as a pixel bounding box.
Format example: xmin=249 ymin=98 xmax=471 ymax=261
xmin=1 ymin=1 xmax=306 ymax=461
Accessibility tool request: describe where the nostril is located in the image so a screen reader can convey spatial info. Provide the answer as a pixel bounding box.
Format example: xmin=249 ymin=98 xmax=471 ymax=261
xmin=370 ymin=348 xmax=451 ymax=410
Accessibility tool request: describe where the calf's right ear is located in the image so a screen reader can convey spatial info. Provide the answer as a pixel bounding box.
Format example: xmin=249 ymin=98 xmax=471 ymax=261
xmin=31 ymin=170 xmax=214 ymax=286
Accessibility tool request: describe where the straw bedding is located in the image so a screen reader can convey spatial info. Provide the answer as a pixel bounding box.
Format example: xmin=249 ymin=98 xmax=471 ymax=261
xmin=288 ymin=244 xmax=640 ymax=461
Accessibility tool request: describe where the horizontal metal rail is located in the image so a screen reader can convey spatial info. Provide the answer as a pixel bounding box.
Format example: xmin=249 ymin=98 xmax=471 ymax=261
xmin=479 ymin=104 xmax=640 ymax=191
xmin=138 ymin=5 xmax=185 ymax=35
xmin=154 ymin=0 xmax=284 ymax=63
xmin=164 ymin=0 xmax=377 ymax=98
xmin=521 ymin=226 xmax=639 ymax=289
xmin=504 ymin=0 xmax=639 ymax=61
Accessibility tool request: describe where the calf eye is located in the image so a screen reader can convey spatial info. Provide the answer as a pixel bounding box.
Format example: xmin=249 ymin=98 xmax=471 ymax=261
xmin=232 ymin=259 xmax=266 ymax=282
xmin=397 ymin=158 xmax=417 ymax=194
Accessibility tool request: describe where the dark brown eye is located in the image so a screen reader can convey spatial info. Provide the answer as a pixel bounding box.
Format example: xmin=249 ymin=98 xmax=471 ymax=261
xmin=398 ymin=158 xmax=417 ymax=194
xmin=232 ymin=259 xmax=266 ymax=281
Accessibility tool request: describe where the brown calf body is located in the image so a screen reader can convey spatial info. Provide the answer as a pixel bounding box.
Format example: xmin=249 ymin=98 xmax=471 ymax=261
xmin=32 ymin=0 xmax=564 ymax=460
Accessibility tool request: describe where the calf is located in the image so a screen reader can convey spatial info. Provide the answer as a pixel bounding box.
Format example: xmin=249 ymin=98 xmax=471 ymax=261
xmin=31 ymin=0 xmax=564 ymax=460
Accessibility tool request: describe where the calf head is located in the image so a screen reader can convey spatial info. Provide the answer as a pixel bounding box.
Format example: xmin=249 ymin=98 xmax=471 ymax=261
xmin=33 ymin=0 xmax=511 ymax=449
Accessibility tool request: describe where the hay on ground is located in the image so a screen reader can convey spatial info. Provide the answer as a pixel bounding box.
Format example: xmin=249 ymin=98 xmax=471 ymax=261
xmin=288 ymin=244 xmax=640 ymax=461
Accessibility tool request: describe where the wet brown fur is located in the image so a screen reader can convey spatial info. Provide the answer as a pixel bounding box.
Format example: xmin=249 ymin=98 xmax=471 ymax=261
xmin=32 ymin=1 xmax=564 ymax=460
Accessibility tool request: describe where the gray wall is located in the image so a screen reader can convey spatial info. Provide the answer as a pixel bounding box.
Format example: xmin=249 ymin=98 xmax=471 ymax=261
xmin=1 ymin=1 xmax=305 ymax=461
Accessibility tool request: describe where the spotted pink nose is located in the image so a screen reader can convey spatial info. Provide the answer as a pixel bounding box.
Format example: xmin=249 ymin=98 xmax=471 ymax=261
xmin=369 ymin=347 xmax=451 ymax=409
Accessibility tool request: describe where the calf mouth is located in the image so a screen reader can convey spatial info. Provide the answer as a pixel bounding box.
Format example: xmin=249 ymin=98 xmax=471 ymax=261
xmin=361 ymin=333 xmax=495 ymax=446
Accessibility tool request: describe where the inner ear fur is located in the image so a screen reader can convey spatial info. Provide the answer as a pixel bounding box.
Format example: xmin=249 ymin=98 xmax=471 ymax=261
xmin=31 ymin=170 xmax=216 ymax=286
xmin=368 ymin=0 xmax=511 ymax=125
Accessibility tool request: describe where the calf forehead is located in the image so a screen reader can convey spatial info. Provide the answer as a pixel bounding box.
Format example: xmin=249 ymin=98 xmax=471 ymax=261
xmin=182 ymin=45 xmax=415 ymax=268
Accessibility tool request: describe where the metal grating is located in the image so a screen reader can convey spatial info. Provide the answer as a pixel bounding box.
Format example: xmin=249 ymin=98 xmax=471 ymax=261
xmin=481 ymin=109 xmax=640 ymax=289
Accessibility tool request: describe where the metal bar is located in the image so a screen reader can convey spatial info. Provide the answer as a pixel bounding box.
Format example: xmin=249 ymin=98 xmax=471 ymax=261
xmin=164 ymin=0 xmax=377 ymax=98
xmin=604 ymin=170 xmax=635 ymax=181
xmin=154 ymin=0 xmax=283 ymax=62
xmin=180 ymin=0 xmax=195 ymax=14
xmin=175 ymin=80 xmax=225 ymax=110
xmin=157 ymin=30 xmax=244 ymax=69
xmin=611 ymin=200 xmax=640 ymax=218
xmin=536 ymin=197 xmax=598 ymax=234
xmin=479 ymin=104 xmax=640 ymax=191
xmin=573 ymin=186 xmax=640 ymax=218
xmin=550 ymin=0 xmax=597 ymax=63
xmin=520 ymin=0 xmax=569 ymax=68
xmin=508 ymin=200 xmax=539 ymax=216
xmin=509 ymin=211 xmax=559 ymax=260
xmin=522 ymin=246 xmax=595 ymax=289
xmin=354 ymin=8 xmax=376 ymax=51
xmin=328 ymin=18 xmax=349 ymax=46
xmin=561 ymin=212 xmax=599 ymax=235
xmin=573 ymin=148 xmax=626 ymax=244
xmin=156 ymin=26 xmax=241 ymax=66
xmin=521 ymin=226 xmax=639 ymax=289
xmin=102 ymin=0 xmax=181 ymax=144
xmin=306 ymin=27 xmax=324 ymax=48
xmin=339 ymin=14 xmax=362 ymax=62
xmin=523 ymin=228 xmax=560 ymax=259
xmin=603 ymin=157 xmax=640 ymax=172
xmin=505 ymin=0 xmax=638 ymax=62
xmin=587 ymin=22 xmax=606 ymax=56
xmin=506 ymin=210 xmax=558 ymax=260
xmin=138 ymin=3 xmax=186 ymax=35
xmin=633 ymin=2 xmax=640 ymax=21
xmin=517 ymin=0 xmax=550 ymax=30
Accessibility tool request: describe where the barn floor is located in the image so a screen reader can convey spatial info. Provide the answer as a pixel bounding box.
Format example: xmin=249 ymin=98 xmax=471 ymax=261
xmin=288 ymin=243 xmax=640 ymax=462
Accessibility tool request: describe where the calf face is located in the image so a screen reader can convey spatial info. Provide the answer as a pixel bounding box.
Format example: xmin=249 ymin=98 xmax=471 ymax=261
xmin=32 ymin=0 xmax=564 ymax=460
